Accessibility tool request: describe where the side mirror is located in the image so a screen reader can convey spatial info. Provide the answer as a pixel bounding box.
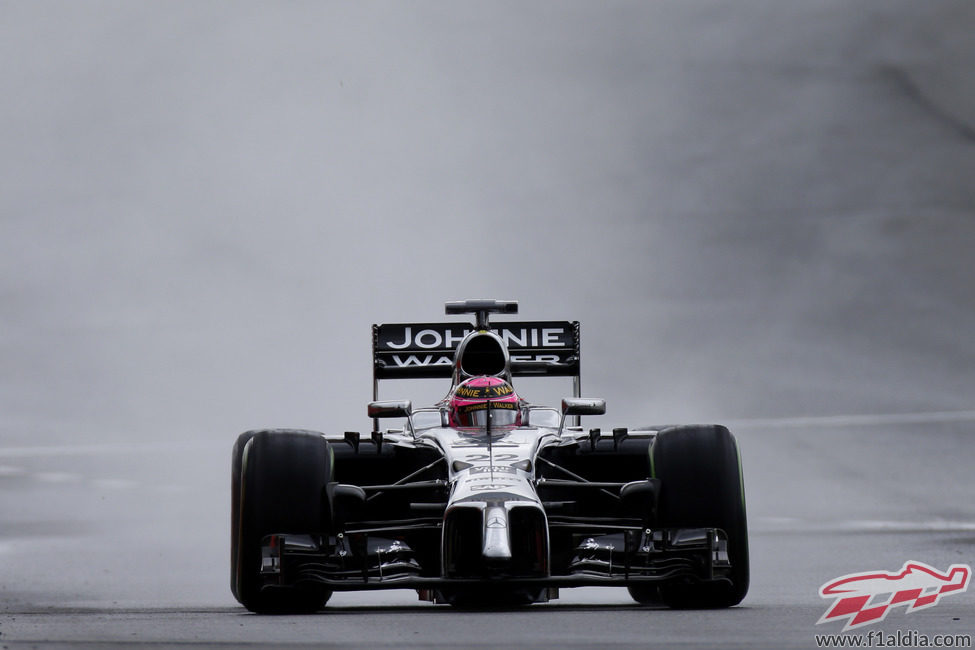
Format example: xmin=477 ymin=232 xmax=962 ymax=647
xmin=368 ymin=400 xmax=413 ymax=419
xmin=561 ymin=398 xmax=606 ymax=417
xmin=559 ymin=397 xmax=605 ymax=435
xmin=368 ymin=400 xmax=416 ymax=438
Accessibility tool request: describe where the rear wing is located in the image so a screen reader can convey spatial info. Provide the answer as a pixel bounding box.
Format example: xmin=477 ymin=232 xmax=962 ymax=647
xmin=372 ymin=320 xmax=581 ymax=400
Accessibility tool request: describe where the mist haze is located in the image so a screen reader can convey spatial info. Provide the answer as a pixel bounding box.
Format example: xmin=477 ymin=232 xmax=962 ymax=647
xmin=2 ymin=1 xmax=974 ymax=645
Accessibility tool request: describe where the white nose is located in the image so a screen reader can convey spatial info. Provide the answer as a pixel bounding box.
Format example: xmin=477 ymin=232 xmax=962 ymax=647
xmin=482 ymin=506 xmax=512 ymax=560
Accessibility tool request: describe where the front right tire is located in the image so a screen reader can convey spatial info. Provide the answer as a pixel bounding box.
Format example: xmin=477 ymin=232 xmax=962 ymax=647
xmin=231 ymin=429 xmax=334 ymax=613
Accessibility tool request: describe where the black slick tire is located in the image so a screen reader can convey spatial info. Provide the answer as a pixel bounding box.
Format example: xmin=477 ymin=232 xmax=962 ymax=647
xmin=650 ymin=424 xmax=749 ymax=608
xmin=231 ymin=429 xmax=334 ymax=613
xmin=627 ymin=583 xmax=662 ymax=605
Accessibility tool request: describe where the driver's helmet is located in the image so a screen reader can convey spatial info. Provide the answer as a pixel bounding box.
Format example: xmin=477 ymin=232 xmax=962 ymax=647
xmin=449 ymin=376 xmax=521 ymax=428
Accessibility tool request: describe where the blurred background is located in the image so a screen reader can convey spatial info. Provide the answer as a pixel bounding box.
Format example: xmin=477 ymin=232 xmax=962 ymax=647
xmin=1 ymin=0 xmax=973 ymax=614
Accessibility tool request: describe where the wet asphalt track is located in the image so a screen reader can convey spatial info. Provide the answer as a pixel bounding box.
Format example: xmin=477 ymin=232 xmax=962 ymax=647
xmin=2 ymin=419 xmax=975 ymax=648
xmin=2 ymin=1 xmax=974 ymax=648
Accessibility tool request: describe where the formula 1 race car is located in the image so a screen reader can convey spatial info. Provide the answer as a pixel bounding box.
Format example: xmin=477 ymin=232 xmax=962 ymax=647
xmin=231 ymin=300 xmax=748 ymax=612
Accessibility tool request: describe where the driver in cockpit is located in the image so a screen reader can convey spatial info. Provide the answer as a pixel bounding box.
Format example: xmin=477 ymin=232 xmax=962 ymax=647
xmin=447 ymin=376 xmax=523 ymax=428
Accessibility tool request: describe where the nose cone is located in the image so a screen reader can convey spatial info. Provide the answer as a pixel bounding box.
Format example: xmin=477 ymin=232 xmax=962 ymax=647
xmin=482 ymin=506 xmax=512 ymax=560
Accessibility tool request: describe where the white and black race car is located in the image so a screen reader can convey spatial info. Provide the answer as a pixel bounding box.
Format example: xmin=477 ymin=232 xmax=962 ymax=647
xmin=231 ymin=300 xmax=748 ymax=612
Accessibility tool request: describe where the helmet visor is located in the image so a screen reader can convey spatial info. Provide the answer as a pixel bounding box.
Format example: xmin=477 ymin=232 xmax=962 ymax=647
xmin=456 ymin=401 xmax=519 ymax=427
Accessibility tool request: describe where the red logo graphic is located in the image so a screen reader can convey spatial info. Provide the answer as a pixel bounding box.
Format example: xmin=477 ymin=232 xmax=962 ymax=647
xmin=818 ymin=561 xmax=970 ymax=631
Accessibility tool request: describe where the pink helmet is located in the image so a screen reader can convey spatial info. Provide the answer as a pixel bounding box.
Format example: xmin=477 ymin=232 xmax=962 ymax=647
xmin=449 ymin=376 xmax=521 ymax=428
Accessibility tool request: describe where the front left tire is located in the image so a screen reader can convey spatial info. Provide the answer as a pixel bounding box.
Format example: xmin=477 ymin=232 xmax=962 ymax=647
xmin=649 ymin=424 xmax=749 ymax=608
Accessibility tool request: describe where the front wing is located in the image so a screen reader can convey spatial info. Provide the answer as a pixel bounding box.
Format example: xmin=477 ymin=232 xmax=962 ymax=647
xmin=258 ymin=524 xmax=733 ymax=595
